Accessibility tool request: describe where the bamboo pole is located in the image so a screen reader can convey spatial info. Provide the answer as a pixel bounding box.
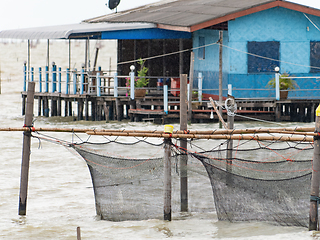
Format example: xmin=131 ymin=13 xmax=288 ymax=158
xmin=309 ymin=105 xmax=320 ymax=230
xmin=218 ymin=31 xmax=223 ymax=129
xmin=226 ymin=111 xmax=234 ymax=186
xmin=0 ymin=126 xmax=316 ymax=136
xmin=209 ymin=97 xmax=227 ymax=129
xmin=85 ymin=131 xmax=314 ymax=142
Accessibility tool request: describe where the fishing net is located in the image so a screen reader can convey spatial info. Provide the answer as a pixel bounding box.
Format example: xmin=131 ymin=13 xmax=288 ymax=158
xmin=71 ymin=139 xmax=213 ymax=221
xmin=182 ymin=138 xmax=314 ymax=227
xmin=34 ymin=131 xmax=314 ymax=227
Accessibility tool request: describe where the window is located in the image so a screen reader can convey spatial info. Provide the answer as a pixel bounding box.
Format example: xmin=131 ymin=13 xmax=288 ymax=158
xmin=310 ymin=41 xmax=320 ymax=73
xmin=247 ymin=41 xmax=280 ymax=73
xmin=198 ymin=36 xmax=205 ymax=59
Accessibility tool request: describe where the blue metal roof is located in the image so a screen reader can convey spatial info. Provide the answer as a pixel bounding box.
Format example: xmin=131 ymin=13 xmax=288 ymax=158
xmin=102 ymin=28 xmax=191 ymax=39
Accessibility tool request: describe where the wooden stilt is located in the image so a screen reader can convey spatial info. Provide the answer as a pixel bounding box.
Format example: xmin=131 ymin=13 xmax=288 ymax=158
xmin=19 ymin=81 xmax=35 ymax=215
xmin=22 ymin=95 xmax=26 ymax=116
xmin=51 ymin=99 xmax=57 ymax=117
xmin=275 ymin=103 xmax=281 ymax=122
xmin=78 ymin=99 xmax=83 ymax=121
xmin=116 ymin=98 xmax=121 ymax=121
xmin=77 ymin=226 xmax=81 ymax=240
xmin=64 ymin=100 xmax=68 ymax=117
xmin=68 ymin=101 xmax=72 ymax=117
xmin=180 ymin=74 xmax=188 ymax=212
xmin=85 ymin=98 xmax=89 ymax=121
xmin=104 ymin=102 xmax=110 ymax=122
xmin=130 ymin=100 xmax=135 ymax=122
xmin=164 ymin=137 xmax=172 ymax=221
xmin=44 ymin=97 xmax=49 ymax=117
xmin=38 ymin=97 xmax=42 ymax=116
xmin=57 ymin=97 xmax=61 ymax=116
xmin=91 ymin=100 xmax=96 ymax=121
xmin=309 ymin=104 xmax=320 ymax=231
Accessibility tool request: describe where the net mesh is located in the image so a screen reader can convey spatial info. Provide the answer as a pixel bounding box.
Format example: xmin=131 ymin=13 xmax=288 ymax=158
xmin=187 ymin=139 xmax=313 ymax=227
xmin=61 ymin=134 xmax=313 ymax=227
xmin=71 ymin=139 xmax=213 ymax=221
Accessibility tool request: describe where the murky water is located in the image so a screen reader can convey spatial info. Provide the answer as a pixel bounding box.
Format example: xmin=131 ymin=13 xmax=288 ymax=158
xmin=0 ymin=40 xmax=317 ymax=239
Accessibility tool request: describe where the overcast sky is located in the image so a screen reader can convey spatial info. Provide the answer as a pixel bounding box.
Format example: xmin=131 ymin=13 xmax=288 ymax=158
xmin=0 ymin=0 xmax=320 ymax=31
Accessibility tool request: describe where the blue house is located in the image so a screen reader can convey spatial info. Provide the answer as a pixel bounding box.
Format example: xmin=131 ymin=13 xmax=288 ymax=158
xmin=85 ymin=0 xmax=320 ymax=99
xmin=1 ymin=0 xmax=320 ymax=101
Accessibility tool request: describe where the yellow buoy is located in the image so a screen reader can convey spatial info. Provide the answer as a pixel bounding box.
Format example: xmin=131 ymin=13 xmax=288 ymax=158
xmin=164 ymin=125 xmax=174 ymax=134
xmin=316 ymin=104 xmax=320 ymax=117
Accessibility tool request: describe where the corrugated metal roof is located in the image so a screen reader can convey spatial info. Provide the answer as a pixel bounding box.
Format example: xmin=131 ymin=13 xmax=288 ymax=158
xmin=0 ymin=22 xmax=156 ymax=39
xmin=85 ymin=0 xmax=276 ymax=27
xmin=84 ymin=0 xmax=320 ymax=32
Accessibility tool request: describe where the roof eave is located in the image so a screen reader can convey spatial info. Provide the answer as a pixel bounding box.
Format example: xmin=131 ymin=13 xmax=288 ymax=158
xmin=190 ymin=1 xmax=280 ymax=32
xmin=189 ymin=1 xmax=320 ymax=32
xmin=157 ymin=24 xmax=191 ymax=32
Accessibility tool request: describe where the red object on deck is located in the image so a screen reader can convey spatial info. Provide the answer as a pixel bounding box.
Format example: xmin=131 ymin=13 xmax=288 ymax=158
xmin=170 ymin=78 xmax=180 ymax=96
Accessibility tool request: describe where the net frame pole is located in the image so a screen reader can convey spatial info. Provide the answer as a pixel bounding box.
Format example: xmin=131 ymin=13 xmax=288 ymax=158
xmin=180 ymin=74 xmax=188 ymax=212
xmin=309 ymin=104 xmax=320 ymax=230
xmin=226 ymin=111 xmax=234 ymax=185
xmin=19 ymin=81 xmax=35 ymax=215
xmin=164 ymin=138 xmax=172 ymax=221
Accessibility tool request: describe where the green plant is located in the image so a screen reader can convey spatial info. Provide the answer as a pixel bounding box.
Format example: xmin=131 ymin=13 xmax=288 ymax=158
xmin=135 ymin=59 xmax=149 ymax=88
xmin=267 ymin=72 xmax=298 ymax=90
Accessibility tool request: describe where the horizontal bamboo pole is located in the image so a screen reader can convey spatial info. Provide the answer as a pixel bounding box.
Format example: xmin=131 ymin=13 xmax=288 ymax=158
xmin=0 ymin=127 xmax=89 ymax=133
xmin=86 ymin=131 xmax=314 ymax=142
xmin=0 ymin=127 xmax=316 ymax=140
xmin=86 ymin=127 xmax=317 ymax=136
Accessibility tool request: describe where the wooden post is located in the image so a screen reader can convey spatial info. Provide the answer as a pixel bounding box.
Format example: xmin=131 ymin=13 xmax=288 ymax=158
xmin=179 ymin=39 xmax=183 ymax=75
xmin=275 ymin=102 xmax=281 ymax=122
xmin=209 ymin=97 xmax=227 ymax=129
xmin=77 ymin=226 xmax=81 ymax=240
xmin=69 ymin=100 xmax=73 ymax=117
xmin=226 ymin=111 xmax=234 ymax=186
xmin=309 ymin=104 xmax=320 ymax=230
xmin=188 ymin=52 xmax=194 ymax=122
xmin=180 ymin=74 xmax=188 ymax=212
xmin=85 ymin=98 xmax=89 ymax=121
xmin=57 ymin=97 xmax=61 ymax=116
xmin=51 ymin=98 xmax=57 ymax=117
xmin=44 ymin=97 xmax=49 ymax=117
xmin=104 ymin=102 xmax=110 ymax=122
xmin=115 ymin=98 xmax=121 ymax=121
xmin=22 ymin=95 xmax=26 ymax=116
xmin=19 ymin=81 xmax=35 ymax=215
xmin=38 ymin=97 xmax=42 ymax=116
xmin=164 ymin=137 xmax=172 ymax=221
xmin=78 ymin=99 xmax=84 ymax=121
xmin=219 ymin=31 xmax=223 ymax=129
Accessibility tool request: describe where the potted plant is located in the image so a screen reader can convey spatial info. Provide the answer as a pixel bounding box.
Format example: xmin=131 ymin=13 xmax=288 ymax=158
xmin=267 ymin=72 xmax=298 ymax=99
xmin=126 ymin=59 xmax=149 ymax=98
xmin=135 ymin=59 xmax=149 ymax=97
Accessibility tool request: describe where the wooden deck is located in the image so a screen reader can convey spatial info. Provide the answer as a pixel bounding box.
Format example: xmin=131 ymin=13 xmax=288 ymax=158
xmin=22 ymin=92 xmax=320 ymax=123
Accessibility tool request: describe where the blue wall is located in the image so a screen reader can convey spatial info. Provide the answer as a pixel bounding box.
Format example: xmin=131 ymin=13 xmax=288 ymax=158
xmin=193 ymin=29 xmax=229 ymax=97
xmin=193 ymin=7 xmax=320 ymax=99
